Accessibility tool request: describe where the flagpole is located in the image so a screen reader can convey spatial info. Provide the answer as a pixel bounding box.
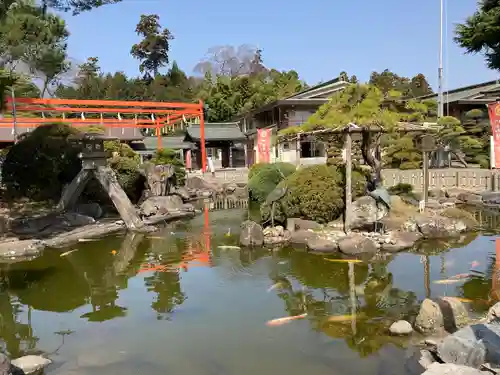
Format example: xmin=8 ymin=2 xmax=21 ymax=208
xmin=438 ymin=0 xmax=444 ymax=118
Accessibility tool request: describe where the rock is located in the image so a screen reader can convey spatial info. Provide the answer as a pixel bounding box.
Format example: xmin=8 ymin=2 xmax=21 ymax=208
xmin=0 ymin=353 xmax=11 ymax=375
xmin=436 ymin=323 xmax=500 ymax=368
xmin=286 ymin=218 xmax=322 ymax=233
xmin=486 ymin=302 xmax=500 ymax=323
xmin=390 ymin=320 xmax=413 ymax=335
xmin=350 ymin=196 xmax=383 ymax=229
xmin=263 ymin=226 xmax=290 ymax=245
xmin=426 ymin=199 xmax=444 ymax=209
xmin=437 ymin=297 xmax=469 ymax=333
xmin=412 ymin=215 xmax=467 ymax=239
xmin=74 ymin=202 xmax=103 ymax=219
xmin=306 ymin=238 xmax=338 ymax=253
xmin=338 ymin=233 xmax=377 ymax=255
xmin=0 ymin=239 xmax=45 ymax=258
xmin=173 ymin=186 xmax=190 ymax=202
xmin=415 ymin=299 xmax=444 ymax=334
xmin=139 ymin=196 xmax=184 ymax=217
xmin=11 ymin=355 xmax=52 ymax=375
xmin=429 ymin=189 xmax=448 ymax=199
xmin=61 ymin=212 xmax=95 ymax=227
xmin=422 ymin=363 xmax=484 ymax=375
xmin=290 ymin=229 xmax=319 ymax=245
xmin=481 ymin=192 xmax=500 ymax=205
xmin=405 ymin=348 xmax=436 ymax=375
xmin=382 ymin=231 xmax=422 ymax=252
xmin=239 ymin=220 xmax=264 ymax=247
xmin=456 ymin=192 xmax=483 ymax=205
xmin=186 ymin=176 xmax=222 ymax=195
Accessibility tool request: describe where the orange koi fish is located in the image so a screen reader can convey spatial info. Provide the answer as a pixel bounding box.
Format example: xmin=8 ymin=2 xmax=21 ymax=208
xmin=266 ymin=313 xmax=307 ymax=327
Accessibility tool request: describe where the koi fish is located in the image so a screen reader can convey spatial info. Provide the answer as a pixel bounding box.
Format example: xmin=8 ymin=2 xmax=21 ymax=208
xmin=60 ymin=249 xmax=77 ymax=257
xmin=323 ymin=258 xmax=363 ymax=263
xmin=217 ymin=245 xmax=241 ymax=250
xmin=433 ymin=279 xmax=464 ymax=285
xmin=471 ymin=261 xmax=480 ymax=268
xmin=266 ymin=313 xmax=307 ymax=326
xmin=324 ymin=313 xmax=366 ymax=323
xmin=78 ymin=238 xmax=98 ymax=242
xmin=449 ymin=273 xmax=471 ymax=280
xmin=443 ymin=297 xmax=474 ymax=303
xmin=148 ymin=236 xmax=165 ymax=240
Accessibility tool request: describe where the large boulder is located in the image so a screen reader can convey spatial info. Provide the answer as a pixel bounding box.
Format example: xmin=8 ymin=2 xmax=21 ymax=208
xmin=422 ymin=363 xmax=484 ymax=375
xmin=404 ymin=348 xmax=436 ymax=375
xmin=11 ymin=355 xmax=52 ymax=375
xmin=306 ymin=237 xmax=338 ymax=253
xmin=239 ymin=220 xmax=264 ymax=247
xmin=286 ymin=218 xmax=322 ymax=232
xmin=10 ymin=212 xmax=95 ymax=237
xmin=415 ymin=299 xmax=445 ymax=334
xmin=290 ymin=230 xmax=320 ymax=245
xmin=456 ymin=192 xmax=483 ymax=205
xmin=382 ymin=231 xmax=422 ymax=252
xmin=186 ymin=176 xmax=222 ymax=197
xmin=436 ymin=323 xmax=500 ymax=369
xmin=337 ymin=233 xmax=377 ymax=255
xmin=410 ymin=215 xmax=468 ymax=239
xmin=0 ymin=353 xmax=10 ymax=375
xmin=139 ymin=195 xmax=184 ymax=217
xmin=350 ymin=196 xmax=383 ymax=229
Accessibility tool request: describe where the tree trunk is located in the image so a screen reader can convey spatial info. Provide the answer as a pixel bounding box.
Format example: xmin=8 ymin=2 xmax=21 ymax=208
xmin=361 ymin=127 xmax=382 ymax=191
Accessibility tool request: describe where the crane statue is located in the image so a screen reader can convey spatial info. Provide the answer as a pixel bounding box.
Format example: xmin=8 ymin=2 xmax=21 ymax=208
xmin=265 ymin=167 xmax=290 ymax=228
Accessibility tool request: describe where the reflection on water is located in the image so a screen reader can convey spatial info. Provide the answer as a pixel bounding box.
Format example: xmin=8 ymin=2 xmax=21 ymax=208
xmin=0 ymin=207 xmax=498 ymax=374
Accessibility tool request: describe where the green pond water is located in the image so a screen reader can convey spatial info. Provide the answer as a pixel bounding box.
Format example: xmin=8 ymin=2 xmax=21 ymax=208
xmin=0 ymin=208 xmax=499 ymax=375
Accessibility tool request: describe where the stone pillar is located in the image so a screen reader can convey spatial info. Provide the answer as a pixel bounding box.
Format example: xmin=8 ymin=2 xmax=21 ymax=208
xmin=57 ymin=169 xmax=93 ymax=211
xmin=94 ymin=166 xmax=145 ymax=231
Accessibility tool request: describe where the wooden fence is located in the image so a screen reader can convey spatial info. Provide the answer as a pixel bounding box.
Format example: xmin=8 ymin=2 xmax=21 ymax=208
xmin=193 ymin=167 xmax=500 ymax=193
xmin=381 ymin=168 xmax=500 ymax=192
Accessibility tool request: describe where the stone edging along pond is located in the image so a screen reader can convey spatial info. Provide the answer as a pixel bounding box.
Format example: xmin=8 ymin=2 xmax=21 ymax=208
xmin=0 ymin=209 xmax=196 ymax=263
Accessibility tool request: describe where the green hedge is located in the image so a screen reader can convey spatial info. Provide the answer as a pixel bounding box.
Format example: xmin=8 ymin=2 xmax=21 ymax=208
xmin=261 ymin=164 xmax=368 ymax=224
xmin=248 ymin=162 xmax=296 ymax=204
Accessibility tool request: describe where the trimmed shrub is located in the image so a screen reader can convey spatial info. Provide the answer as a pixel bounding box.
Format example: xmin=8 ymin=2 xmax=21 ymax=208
xmin=248 ymin=162 xmax=296 ymax=203
xmin=261 ymin=164 xmax=368 ymax=224
xmin=2 ymin=123 xmax=81 ymax=200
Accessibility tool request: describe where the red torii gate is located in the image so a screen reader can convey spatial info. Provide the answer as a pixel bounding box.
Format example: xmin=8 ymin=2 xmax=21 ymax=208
xmin=3 ymin=97 xmax=207 ymax=171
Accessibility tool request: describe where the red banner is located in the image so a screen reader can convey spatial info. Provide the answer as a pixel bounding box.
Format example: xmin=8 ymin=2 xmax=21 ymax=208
xmin=257 ymin=128 xmax=271 ymax=163
xmin=488 ymin=102 xmax=500 ymax=168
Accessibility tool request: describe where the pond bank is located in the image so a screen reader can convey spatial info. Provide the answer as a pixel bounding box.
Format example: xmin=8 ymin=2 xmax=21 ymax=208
xmin=0 ymin=210 xmax=196 ymax=263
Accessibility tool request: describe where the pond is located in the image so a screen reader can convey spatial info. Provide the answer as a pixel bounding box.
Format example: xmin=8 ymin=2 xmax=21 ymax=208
xmin=0 ymin=207 xmax=498 ymax=375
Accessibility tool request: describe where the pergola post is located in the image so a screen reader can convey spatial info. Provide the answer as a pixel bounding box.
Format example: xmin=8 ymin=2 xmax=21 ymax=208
xmin=199 ymin=100 xmax=207 ymax=173
xmin=344 ymin=128 xmax=353 ymax=234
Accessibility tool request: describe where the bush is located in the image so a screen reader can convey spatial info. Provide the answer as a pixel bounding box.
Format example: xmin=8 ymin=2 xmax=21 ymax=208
xmin=388 ymin=183 xmax=414 ymax=195
xmin=248 ymin=162 xmax=296 ymax=179
xmin=2 ymin=123 xmax=145 ymax=204
xmin=2 ymin=123 xmax=81 ymax=200
xmin=248 ymin=163 xmax=296 ymax=203
xmin=261 ymin=164 xmax=367 ymax=224
xmin=151 ymin=148 xmax=186 ymax=186
xmin=248 ymin=162 xmax=296 ymax=203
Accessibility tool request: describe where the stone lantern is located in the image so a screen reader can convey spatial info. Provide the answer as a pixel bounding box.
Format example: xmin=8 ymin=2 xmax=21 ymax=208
xmin=69 ymin=132 xmax=117 ymax=170
xmin=58 ymin=132 xmax=145 ymax=231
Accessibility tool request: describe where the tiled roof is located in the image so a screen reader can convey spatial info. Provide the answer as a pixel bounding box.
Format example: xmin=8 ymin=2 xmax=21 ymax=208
xmin=133 ymin=136 xmax=195 ymax=151
xmin=417 ymin=80 xmax=500 ymax=104
xmin=186 ymin=122 xmax=245 ymax=141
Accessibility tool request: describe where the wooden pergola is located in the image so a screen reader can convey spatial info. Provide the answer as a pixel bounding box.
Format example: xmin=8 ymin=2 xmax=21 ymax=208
xmin=276 ymin=122 xmax=435 ymax=233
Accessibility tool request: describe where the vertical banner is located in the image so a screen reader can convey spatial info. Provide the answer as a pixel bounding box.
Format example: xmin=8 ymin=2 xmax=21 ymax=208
xmin=488 ymin=102 xmax=500 ymax=168
xmin=257 ymin=128 xmax=271 ymax=163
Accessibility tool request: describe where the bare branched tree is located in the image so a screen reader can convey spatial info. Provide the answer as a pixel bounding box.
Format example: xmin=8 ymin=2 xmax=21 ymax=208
xmin=194 ymin=44 xmax=265 ymax=77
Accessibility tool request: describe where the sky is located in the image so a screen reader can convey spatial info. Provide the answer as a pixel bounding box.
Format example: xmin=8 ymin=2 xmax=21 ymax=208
xmin=61 ymin=0 xmax=499 ymax=91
